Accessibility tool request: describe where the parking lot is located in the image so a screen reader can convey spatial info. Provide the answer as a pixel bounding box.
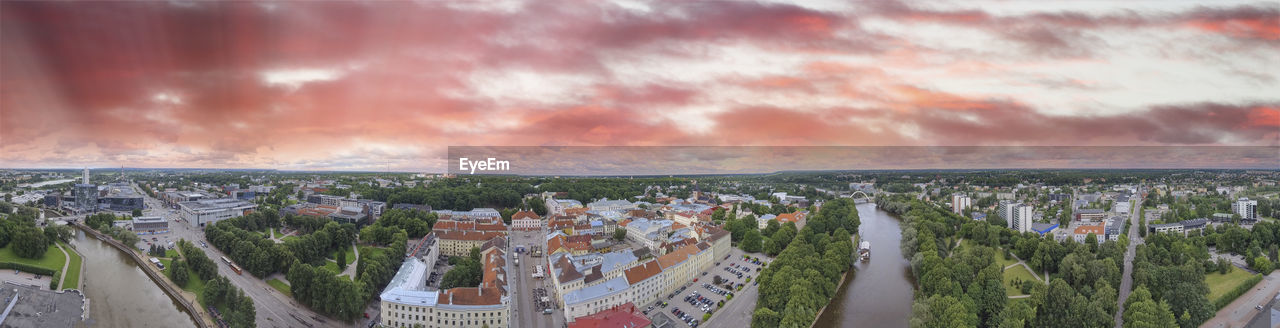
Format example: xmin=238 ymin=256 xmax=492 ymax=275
xmin=645 ymin=251 xmax=770 ymax=328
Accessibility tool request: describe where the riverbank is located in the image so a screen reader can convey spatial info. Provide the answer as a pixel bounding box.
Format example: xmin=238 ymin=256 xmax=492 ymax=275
xmin=812 ymin=202 xmax=915 ymax=328
xmin=808 ymin=234 xmax=859 ymax=328
xmin=71 ymin=222 xmax=212 ymax=328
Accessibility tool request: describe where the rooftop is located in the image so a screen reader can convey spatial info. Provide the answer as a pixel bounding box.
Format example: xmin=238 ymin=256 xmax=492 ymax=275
xmin=563 ymin=276 xmax=630 ymax=306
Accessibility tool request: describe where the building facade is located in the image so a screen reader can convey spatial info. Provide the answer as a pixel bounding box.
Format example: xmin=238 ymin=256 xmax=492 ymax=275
xmin=178 ymin=199 xmax=257 ymax=227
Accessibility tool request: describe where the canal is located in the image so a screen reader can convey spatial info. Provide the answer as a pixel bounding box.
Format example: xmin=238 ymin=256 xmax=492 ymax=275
xmin=813 ymin=202 xmax=914 ymax=328
xmin=69 ymin=230 xmax=197 ymax=328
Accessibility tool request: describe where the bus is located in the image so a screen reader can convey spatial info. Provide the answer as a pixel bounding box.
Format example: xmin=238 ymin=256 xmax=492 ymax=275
xmin=221 ymin=256 xmax=242 ymax=275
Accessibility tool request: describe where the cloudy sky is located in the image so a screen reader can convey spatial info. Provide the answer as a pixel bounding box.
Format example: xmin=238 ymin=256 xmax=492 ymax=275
xmin=1 ymin=0 xmax=1277 ymax=172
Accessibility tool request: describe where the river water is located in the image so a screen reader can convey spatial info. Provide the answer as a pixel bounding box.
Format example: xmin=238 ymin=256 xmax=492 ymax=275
xmin=813 ymin=202 xmax=914 ymax=328
xmin=69 ymin=230 xmax=196 ymax=328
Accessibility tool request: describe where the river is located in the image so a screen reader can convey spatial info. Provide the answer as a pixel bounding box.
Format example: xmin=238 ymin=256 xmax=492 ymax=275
xmin=813 ymin=202 xmax=915 ymax=328
xmin=69 ymin=230 xmax=197 ymax=328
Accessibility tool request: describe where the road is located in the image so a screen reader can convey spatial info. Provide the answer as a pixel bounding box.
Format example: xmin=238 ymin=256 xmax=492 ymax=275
xmin=1202 ymin=272 xmax=1280 ymax=328
xmin=696 ymin=248 xmax=766 ymax=328
xmin=1114 ymin=187 xmax=1143 ymax=328
xmin=509 ymin=226 xmax=563 ymax=328
xmin=130 ymin=184 xmax=342 ymax=328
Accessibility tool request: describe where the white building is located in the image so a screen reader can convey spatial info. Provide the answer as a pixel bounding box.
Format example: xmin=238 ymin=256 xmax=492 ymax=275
xmin=1234 ymin=198 xmax=1258 ymax=222
xmin=379 ymin=237 xmax=509 ymax=328
xmin=178 ymin=199 xmax=257 ymax=228
xmin=1008 ymin=203 xmax=1032 ymax=233
xmin=951 ymin=194 xmax=971 ymax=214
xmin=511 ymin=211 xmax=542 ymax=230
xmin=586 ymin=198 xmax=635 ymax=212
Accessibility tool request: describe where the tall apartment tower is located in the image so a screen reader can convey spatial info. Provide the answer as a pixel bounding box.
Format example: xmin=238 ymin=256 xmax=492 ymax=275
xmin=951 ymin=194 xmax=971 ymax=214
xmin=83 ymin=167 xmax=90 ymax=184
xmin=1234 ymin=198 xmax=1258 ymax=221
xmin=1012 ymin=204 xmax=1033 ymax=233
xmin=999 ymin=201 xmax=1014 ymax=227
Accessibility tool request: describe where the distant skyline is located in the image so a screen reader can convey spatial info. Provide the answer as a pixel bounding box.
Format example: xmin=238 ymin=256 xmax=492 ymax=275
xmin=2 ymin=1 xmax=1278 ymax=171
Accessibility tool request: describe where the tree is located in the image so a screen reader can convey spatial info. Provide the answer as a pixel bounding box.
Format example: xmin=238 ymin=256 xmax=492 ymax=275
xmin=612 ymin=228 xmax=626 ymax=241
xmin=742 ymin=229 xmax=763 ymax=253
xmin=169 ymin=259 xmax=190 ymax=287
xmin=11 ymin=225 xmax=47 ymax=259
xmin=337 ymin=247 xmax=349 ymax=270
xmin=1253 ymin=256 xmax=1273 ymax=273
xmin=996 ymin=300 xmax=1033 ymax=328
xmin=132 ymin=208 xmax=143 ymax=217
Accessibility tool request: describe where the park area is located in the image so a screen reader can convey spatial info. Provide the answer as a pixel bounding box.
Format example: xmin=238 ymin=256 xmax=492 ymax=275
xmin=1206 ymin=268 xmax=1258 ymax=304
xmin=1002 ymin=264 xmax=1041 ymax=296
xmin=0 ymin=242 xmax=84 ymax=290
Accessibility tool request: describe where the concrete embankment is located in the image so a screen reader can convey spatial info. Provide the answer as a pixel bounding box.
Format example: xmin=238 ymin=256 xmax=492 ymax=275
xmin=70 ymin=222 xmax=212 ymax=328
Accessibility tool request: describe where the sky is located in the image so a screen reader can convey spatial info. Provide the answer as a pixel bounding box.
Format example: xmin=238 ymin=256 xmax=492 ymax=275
xmin=1 ymin=0 xmax=1278 ymax=172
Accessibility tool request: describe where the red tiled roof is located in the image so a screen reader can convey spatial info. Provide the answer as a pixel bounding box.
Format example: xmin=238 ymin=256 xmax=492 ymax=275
xmin=624 ymin=261 xmax=662 ymax=285
xmin=512 ymin=210 xmax=540 ymax=221
xmin=569 ymin=302 xmax=651 ymax=328
xmin=656 ymin=244 xmax=699 ymax=269
xmin=1074 ymin=225 xmax=1105 ymax=235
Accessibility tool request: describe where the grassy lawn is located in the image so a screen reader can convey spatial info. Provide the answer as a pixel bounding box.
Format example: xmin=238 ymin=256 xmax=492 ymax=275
xmin=282 ymin=235 xmax=300 ymax=242
xmin=1206 ymin=269 xmax=1255 ymax=302
xmin=272 ymin=228 xmax=284 ymax=239
xmin=995 ymin=251 xmax=1018 ymax=269
xmin=180 ymin=267 xmax=208 ymax=305
xmin=322 ymin=260 xmax=342 ymax=274
xmin=60 ymin=243 xmax=82 ymax=290
xmin=165 ymin=249 xmax=180 ymax=258
xmin=159 ymin=258 xmax=172 ymax=271
xmin=267 ymin=278 xmax=291 ymax=297
xmin=0 ymin=244 xmax=66 ymax=272
xmin=330 ymin=246 xmax=356 ymax=266
xmin=1002 ymin=265 xmax=1040 ymax=296
xmin=358 ymin=246 xmax=387 ymax=259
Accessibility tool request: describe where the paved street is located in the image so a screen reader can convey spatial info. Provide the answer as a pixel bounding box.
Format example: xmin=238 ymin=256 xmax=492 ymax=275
xmin=509 ymin=227 xmax=564 ymax=328
xmin=1114 ymin=187 xmax=1143 ymax=328
xmin=130 ymin=184 xmax=342 ymax=328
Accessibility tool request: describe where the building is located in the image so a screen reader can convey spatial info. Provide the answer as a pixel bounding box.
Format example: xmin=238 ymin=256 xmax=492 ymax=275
xmin=393 ymin=203 xmax=433 ymax=212
xmin=98 ymin=183 xmax=145 ymax=211
xmin=131 ymin=216 xmax=169 ymax=235
xmin=512 ymin=211 xmax=542 ymax=230
xmin=73 ymin=183 xmax=97 ymax=211
xmin=1073 ymin=225 xmax=1105 ymax=243
xmin=1009 ymin=204 xmax=1032 ymax=233
xmin=625 ymin=219 xmax=673 ymax=251
xmin=1150 ymin=223 xmax=1184 ymax=234
xmin=1113 ymin=200 xmax=1131 ymax=214
xmin=775 ymin=212 xmax=807 ymax=228
xmin=178 ymin=199 xmax=257 ymax=227
xmin=1180 ymin=218 xmax=1209 ymax=232
xmin=755 ymin=214 xmax=776 ymax=229
xmin=1031 ymin=223 xmax=1058 ymax=237
xmin=1075 ymin=209 xmax=1107 ymax=222
xmin=160 ymin=191 xmax=211 ymax=207
xmin=1104 ymin=217 xmax=1124 ymax=241
xmin=567 ymin=302 xmax=651 ymax=328
xmin=379 ymin=236 xmax=510 ymax=328
xmin=560 ymin=230 xmax=729 ymax=323
xmin=436 ymin=230 xmax=507 ymax=257
xmin=1235 ymin=198 xmax=1259 ymax=222
xmin=951 ymin=194 xmax=971 ymax=214
xmin=587 ymin=199 xmax=635 ymax=212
